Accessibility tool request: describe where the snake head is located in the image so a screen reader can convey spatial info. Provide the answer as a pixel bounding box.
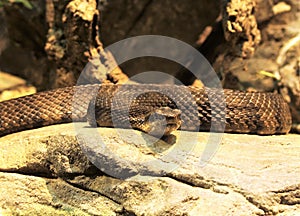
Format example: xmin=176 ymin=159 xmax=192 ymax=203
xmin=137 ymin=107 xmax=182 ymax=137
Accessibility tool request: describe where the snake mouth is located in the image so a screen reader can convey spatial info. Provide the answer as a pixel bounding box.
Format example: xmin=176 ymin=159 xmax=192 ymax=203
xmin=163 ymin=120 xmax=182 ymax=134
xmin=166 ymin=123 xmax=180 ymax=130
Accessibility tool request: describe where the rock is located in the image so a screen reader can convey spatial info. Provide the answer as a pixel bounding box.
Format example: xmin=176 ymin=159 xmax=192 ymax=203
xmin=0 ymin=123 xmax=299 ymax=215
xmin=0 ymin=172 xmax=122 ymax=215
xmin=0 ymin=71 xmax=36 ymax=101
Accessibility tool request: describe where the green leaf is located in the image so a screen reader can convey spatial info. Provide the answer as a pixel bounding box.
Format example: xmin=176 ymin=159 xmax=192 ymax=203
xmin=10 ymin=0 xmax=33 ymax=9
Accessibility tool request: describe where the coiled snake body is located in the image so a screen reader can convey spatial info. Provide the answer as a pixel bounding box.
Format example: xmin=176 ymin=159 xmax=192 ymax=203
xmin=0 ymin=84 xmax=292 ymax=137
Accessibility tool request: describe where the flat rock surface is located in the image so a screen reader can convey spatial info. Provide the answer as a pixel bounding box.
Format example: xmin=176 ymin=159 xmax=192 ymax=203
xmin=0 ymin=124 xmax=299 ymax=215
xmin=0 ymin=71 xmax=36 ymax=101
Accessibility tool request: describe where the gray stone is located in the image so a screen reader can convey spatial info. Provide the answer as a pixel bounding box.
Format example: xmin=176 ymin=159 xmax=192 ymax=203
xmin=0 ymin=123 xmax=299 ymax=215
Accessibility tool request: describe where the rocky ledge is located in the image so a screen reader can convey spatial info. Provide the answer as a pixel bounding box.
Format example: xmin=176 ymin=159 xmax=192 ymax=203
xmin=0 ymin=124 xmax=299 ymax=215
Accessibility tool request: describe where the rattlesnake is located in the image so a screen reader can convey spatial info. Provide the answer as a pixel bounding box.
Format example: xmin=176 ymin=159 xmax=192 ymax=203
xmin=0 ymin=84 xmax=292 ymax=137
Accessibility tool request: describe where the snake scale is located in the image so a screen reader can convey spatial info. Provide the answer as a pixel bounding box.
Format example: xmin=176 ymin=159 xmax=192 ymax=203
xmin=0 ymin=84 xmax=292 ymax=137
